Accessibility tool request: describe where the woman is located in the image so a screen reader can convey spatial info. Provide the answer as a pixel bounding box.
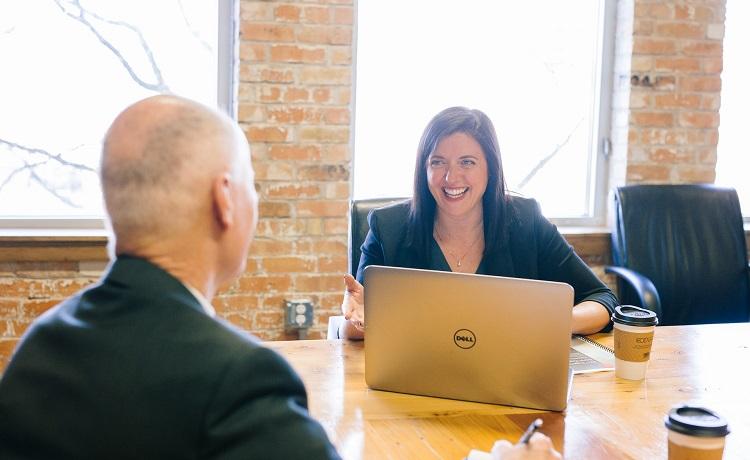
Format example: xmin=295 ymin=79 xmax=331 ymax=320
xmin=340 ymin=107 xmax=616 ymax=339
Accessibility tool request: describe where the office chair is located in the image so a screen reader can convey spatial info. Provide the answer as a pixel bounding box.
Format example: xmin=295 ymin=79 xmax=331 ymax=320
xmin=348 ymin=197 xmax=410 ymax=276
xmin=327 ymin=197 xmax=409 ymax=339
xmin=605 ymin=184 xmax=750 ymax=326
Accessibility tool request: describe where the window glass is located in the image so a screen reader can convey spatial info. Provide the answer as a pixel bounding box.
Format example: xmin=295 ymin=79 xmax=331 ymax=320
xmin=0 ymin=0 xmax=226 ymax=222
xmin=716 ymin=0 xmax=750 ymax=218
xmin=353 ymin=0 xmax=613 ymax=220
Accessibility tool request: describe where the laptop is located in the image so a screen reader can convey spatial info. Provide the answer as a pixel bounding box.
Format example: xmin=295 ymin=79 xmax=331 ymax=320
xmin=364 ymin=265 xmax=574 ymax=411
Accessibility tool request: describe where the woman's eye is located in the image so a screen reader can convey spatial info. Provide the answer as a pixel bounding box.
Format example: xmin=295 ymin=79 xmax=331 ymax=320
xmin=461 ymin=159 xmax=476 ymax=167
xmin=429 ymin=159 xmax=445 ymax=167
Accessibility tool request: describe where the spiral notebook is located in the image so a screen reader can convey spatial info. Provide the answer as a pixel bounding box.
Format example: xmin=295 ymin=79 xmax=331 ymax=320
xmin=570 ymin=335 xmax=615 ymax=374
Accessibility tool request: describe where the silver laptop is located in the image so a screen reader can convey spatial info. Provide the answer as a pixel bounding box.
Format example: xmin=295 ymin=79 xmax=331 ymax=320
xmin=364 ymin=265 xmax=574 ymax=411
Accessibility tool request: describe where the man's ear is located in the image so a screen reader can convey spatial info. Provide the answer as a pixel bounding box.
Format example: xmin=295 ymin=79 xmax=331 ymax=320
xmin=212 ymin=173 xmax=234 ymax=230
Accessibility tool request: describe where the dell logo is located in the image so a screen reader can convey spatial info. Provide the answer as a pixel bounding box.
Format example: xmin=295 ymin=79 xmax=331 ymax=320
xmin=453 ymin=329 xmax=476 ymax=349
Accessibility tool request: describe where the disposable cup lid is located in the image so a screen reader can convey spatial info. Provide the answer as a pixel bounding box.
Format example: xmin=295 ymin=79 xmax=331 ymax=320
xmin=612 ymin=305 xmax=658 ymax=327
xmin=664 ymin=405 xmax=730 ymax=438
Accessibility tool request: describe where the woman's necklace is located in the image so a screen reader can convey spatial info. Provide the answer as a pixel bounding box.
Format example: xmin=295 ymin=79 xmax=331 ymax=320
xmin=434 ymin=224 xmax=483 ymax=268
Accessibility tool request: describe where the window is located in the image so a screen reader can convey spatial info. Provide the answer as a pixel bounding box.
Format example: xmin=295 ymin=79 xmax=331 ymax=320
xmin=716 ymin=0 xmax=750 ymax=220
xmin=353 ymin=0 xmax=615 ymax=224
xmin=0 ymin=0 xmax=235 ymax=229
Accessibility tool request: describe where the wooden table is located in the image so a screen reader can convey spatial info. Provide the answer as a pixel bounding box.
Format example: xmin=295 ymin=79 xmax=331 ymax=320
xmin=266 ymin=324 xmax=750 ymax=459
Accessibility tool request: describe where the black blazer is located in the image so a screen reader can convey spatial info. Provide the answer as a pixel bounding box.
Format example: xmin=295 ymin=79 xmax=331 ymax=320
xmin=0 ymin=256 xmax=340 ymax=460
xmin=357 ymin=197 xmax=617 ymax=329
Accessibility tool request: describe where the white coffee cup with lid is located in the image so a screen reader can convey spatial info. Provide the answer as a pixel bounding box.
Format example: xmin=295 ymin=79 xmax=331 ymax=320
xmin=611 ymin=305 xmax=658 ymax=380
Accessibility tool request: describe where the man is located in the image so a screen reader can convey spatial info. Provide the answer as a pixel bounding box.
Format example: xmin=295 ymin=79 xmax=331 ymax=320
xmin=0 ymin=95 xmax=340 ymax=459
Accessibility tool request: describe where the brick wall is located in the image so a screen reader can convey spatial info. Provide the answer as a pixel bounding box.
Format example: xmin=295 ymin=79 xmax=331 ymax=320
xmin=626 ymin=0 xmax=725 ymax=183
xmin=0 ymin=0 xmax=734 ymax=371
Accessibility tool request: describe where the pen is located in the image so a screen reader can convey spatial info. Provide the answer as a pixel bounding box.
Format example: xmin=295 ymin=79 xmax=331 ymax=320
xmin=519 ymin=418 xmax=543 ymax=444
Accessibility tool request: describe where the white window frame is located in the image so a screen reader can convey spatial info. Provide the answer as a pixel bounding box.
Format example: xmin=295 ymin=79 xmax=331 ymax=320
xmin=0 ymin=0 xmax=237 ymax=233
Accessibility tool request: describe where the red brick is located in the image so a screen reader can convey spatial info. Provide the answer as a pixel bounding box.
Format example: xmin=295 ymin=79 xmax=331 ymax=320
xmin=274 ymin=5 xmax=301 ymax=22
xmin=635 ymin=3 xmax=673 ymax=19
xmin=240 ymin=23 xmax=295 ymax=42
xmin=254 ymin=310 xmax=284 ymax=329
xmin=295 ymin=274 xmax=343 ymax=292
xmin=664 ymin=130 xmax=689 ymax=145
xmin=337 ymin=88 xmax=352 ymax=105
xmin=648 ymin=148 xmax=693 ymax=163
xmin=268 ymin=145 xmax=321 ymax=161
xmin=296 ymin=200 xmax=349 ymax=218
xmin=700 ymin=94 xmax=720 ymax=110
xmin=655 ymin=23 xmax=704 ymax=39
xmin=679 ymin=112 xmax=719 ymax=128
xmin=259 ymin=86 xmax=281 ymax=102
xmin=253 ymin=161 xmax=294 ymax=181
xmin=326 ymin=182 xmax=350 ymax=199
xmin=698 ymin=148 xmax=717 ymax=163
xmin=238 ymin=104 xmax=264 ymax=123
xmin=298 ymin=165 xmax=349 ymax=181
xmin=296 ymin=240 xmax=347 ymax=256
xmin=299 ymin=127 xmax=350 ymax=143
xmin=633 ymin=38 xmax=676 ymax=54
xmin=298 ymin=26 xmax=352 ymax=45
xmin=304 ymin=6 xmax=330 ymax=24
xmin=259 ymin=201 xmax=292 ymax=218
xmin=632 ymin=112 xmax=674 ymax=127
xmin=703 ymin=57 xmax=723 ymax=74
xmin=240 ymin=43 xmax=267 ymax=62
xmin=675 ymin=5 xmax=714 ymax=21
xmin=324 ymin=218 xmax=348 ymax=235
xmin=222 ymin=312 xmax=255 ymax=332
xmin=682 ymin=41 xmax=722 ymax=56
xmin=267 ymin=107 xmax=324 ymax=124
xmin=256 ymin=220 xmax=308 ymax=238
xmin=680 ymin=76 xmax=721 ymax=92
xmin=677 ymin=166 xmax=715 ymax=183
xmin=284 ymin=87 xmax=309 ymax=102
xmin=654 ymin=94 xmax=701 ymax=109
xmin=22 ymin=299 xmax=59 ymax=318
xmin=312 ymin=88 xmax=331 ymax=103
xmin=653 ymin=76 xmax=676 ymax=91
xmin=239 ymin=65 xmax=295 ymax=83
xmin=263 ymin=257 xmax=316 ymax=273
xmin=654 ymin=58 xmax=701 ymax=72
xmin=249 ymin=239 xmax=295 ymax=255
xmin=333 ymin=7 xmax=354 ymax=25
xmin=241 ymin=3 xmax=273 ymax=20
xmin=0 ymin=339 xmax=19 ymax=372
xmin=322 ymin=145 xmax=350 ymax=162
xmin=245 ymin=126 xmax=289 ymax=143
xmin=300 ymin=66 xmax=351 ymax=85
xmin=321 ymin=108 xmax=350 ymax=124
xmin=0 ymin=299 xmax=18 ymax=317
xmin=331 ymin=47 xmax=352 ymax=65
xmin=627 ymin=164 xmax=670 ymax=182
xmin=217 ymin=295 xmax=260 ymax=312
xmin=265 ymin=183 xmax=322 ymax=199
xmin=238 ymin=275 xmax=293 ymax=293
xmin=270 ymin=45 xmax=326 ymax=63
xmin=318 ymin=256 xmax=348 ymax=273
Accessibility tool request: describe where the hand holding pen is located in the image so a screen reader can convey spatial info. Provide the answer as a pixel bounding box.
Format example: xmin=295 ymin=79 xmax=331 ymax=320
xmin=466 ymin=418 xmax=561 ymax=460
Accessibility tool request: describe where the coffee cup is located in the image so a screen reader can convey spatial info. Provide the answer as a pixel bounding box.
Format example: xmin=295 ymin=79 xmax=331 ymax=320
xmin=665 ymin=405 xmax=730 ymax=460
xmin=611 ymin=305 xmax=658 ymax=380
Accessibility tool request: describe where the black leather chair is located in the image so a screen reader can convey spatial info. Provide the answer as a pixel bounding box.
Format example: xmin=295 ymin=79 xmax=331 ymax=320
xmin=606 ymin=184 xmax=750 ymax=326
xmin=349 ymin=197 xmax=409 ymax=276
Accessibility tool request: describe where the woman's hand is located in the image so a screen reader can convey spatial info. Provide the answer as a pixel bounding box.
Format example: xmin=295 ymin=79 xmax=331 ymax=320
xmin=341 ymin=274 xmax=365 ymax=335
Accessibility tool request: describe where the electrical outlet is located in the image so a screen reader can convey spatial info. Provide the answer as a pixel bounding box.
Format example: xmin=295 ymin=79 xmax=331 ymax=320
xmin=284 ymin=299 xmax=314 ymax=330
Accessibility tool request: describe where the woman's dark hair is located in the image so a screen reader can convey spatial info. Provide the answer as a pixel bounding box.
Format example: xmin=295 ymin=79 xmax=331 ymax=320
xmin=407 ymin=106 xmax=509 ymax=259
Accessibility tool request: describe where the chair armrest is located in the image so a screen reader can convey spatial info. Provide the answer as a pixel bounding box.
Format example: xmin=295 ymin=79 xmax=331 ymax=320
xmin=604 ymin=266 xmax=662 ymax=318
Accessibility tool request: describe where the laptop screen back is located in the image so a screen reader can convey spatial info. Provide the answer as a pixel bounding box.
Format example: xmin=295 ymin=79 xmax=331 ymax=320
xmin=364 ymin=265 xmax=574 ymax=411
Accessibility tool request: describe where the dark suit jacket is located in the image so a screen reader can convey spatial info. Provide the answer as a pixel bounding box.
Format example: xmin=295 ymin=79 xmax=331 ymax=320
xmin=0 ymin=256 xmax=340 ymax=460
xmin=356 ymin=198 xmax=617 ymax=330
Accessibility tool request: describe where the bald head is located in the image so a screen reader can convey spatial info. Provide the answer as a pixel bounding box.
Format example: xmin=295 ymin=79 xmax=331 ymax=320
xmin=101 ymin=95 xmax=254 ymax=253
